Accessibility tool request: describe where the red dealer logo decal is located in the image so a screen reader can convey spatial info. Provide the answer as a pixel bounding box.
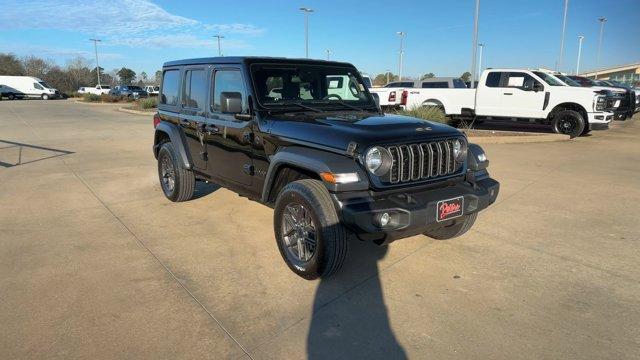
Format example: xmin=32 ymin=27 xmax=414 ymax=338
xmin=436 ymin=197 xmax=464 ymax=221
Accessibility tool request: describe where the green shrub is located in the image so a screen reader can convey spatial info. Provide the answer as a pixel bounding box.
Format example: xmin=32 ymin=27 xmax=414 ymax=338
xmin=395 ymin=105 xmax=449 ymax=124
xmin=83 ymin=93 xmax=101 ymax=102
xmin=137 ymin=97 xmax=158 ymax=109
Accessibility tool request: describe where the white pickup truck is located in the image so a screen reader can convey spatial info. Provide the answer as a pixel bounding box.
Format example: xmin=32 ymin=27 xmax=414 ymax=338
xmin=402 ymin=69 xmax=615 ymax=137
xmin=78 ymin=85 xmax=111 ymax=95
xmin=369 ymin=81 xmax=414 ymax=108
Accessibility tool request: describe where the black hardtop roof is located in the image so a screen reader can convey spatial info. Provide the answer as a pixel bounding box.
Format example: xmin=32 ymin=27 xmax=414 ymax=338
xmin=162 ymin=56 xmax=354 ymax=68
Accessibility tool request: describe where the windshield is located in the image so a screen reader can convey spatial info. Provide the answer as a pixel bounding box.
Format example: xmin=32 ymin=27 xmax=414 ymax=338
xmin=101 ymin=85 xmax=111 ymax=89
xmin=251 ymin=63 xmax=375 ymax=110
xmin=553 ymin=74 xmax=581 ymax=87
xmin=532 ymin=72 xmax=564 ymax=86
xmin=38 ymin=81 xmax=53 ymax=89
xmin=129 ymin=86 xmax=142 ymax=90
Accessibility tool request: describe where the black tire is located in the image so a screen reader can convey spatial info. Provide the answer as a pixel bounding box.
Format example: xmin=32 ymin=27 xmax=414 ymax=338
xmin=8 ymin=93 xmax=15 ymax=100
xmin=552 ymin=110 xmax=585 ymax=139
xmin=423 ymin=212 xmax=477 ymax=240
xmin=157 ymin=142 xmax=195 ymax=202
xmin=274 ymin=179 xmax=349 ymax=280
xmin=41 ymin=93 xmax=49 ymax=100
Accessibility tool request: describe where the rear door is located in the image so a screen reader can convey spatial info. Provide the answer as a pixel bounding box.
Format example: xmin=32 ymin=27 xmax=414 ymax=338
xmin=180 ymin=67 xmax=209 ymax=171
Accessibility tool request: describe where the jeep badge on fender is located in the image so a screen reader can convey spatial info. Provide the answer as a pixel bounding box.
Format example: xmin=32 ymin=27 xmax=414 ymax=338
xmin=152 ymin=56 xmax=500 ymax=280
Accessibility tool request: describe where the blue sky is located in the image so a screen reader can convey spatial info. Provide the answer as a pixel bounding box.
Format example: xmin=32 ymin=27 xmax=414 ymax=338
xmin=0 ymin=0 xmax=638 ymax=78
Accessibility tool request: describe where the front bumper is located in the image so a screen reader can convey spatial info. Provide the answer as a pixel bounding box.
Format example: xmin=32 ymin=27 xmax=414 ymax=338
xmin=588 ymin=112 xmax=613 ymax=124
xmin=333 ymin=173 xmax=499 ymax=244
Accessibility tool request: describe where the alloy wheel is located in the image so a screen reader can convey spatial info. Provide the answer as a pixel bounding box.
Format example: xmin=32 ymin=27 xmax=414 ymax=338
xmin=281 ymin=202 xmax=317 ymax=262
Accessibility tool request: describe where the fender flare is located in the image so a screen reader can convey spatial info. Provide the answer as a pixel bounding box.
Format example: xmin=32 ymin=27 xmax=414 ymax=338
xmin=153 ymin=122 xmax=192 ymax=169
xmin=261 ymin=146 xmax=370 ymax=203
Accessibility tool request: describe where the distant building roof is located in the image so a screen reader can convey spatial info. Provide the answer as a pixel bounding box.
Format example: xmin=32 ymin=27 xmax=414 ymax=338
xmin=579 ymin=62 xmax=640 ymax=76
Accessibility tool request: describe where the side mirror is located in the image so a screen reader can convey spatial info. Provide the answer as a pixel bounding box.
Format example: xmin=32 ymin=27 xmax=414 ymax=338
xmin=533 ymin=83 xmax=544 ymax=92
xmin=220 ymin=92 xmax=243 ymax=113
xmin=371 ymin=92 xmax=380 ymax=108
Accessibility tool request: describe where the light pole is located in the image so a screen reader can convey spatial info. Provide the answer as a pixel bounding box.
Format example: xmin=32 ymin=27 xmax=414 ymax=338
xmin=576 ymin=35 xmax=584 ymax=75
xmin=595 ymin=17 xmax=607 ymax=79
xmin=213 ymin=35 xmax=224 ymax=56
xmin=326 ymin=49 xmax=332 ymax=60
xmin=89 ymin=39 xmax=102 ymax=87
xmin=477 ymin=43 xmax=485 ymax=79
xmin=558 ymin=0 xmax=569 ymax=71
xmin=300 ymin=7 xmax=314 ymax=58
xmin=396 ymin=31 xmax=405 ymax=81
xmin=469 ymin=0 xmax=480 ymax=88
xmin=385 ymin=69 xmax=391 ymax=84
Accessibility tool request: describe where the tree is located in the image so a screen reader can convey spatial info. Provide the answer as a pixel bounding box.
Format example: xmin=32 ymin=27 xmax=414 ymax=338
xmin=140 ymin=71 xmax=148 ymax=82
xmin=23 ymin=56 xmax=52 ymax=78
xmin=420 ymin=73 xmax=435 ymax=80
xmin=154 ymin=70 xmax=162 ymax=85
xmin=117 ymin=67 xmax=136 ymax=85
xmin=373 ymin=72 xmax=398 ymax=86
xmin=0 ymin=53 xmax=26 ymax=75
xmin=66 ymin=56 xmax=93 ymax=89
xmin=460 ymin=72 xmax=471 ymax=82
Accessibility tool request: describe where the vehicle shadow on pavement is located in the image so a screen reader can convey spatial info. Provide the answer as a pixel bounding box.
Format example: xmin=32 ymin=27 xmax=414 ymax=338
xmin=306 ymin=238 xmax=407 ymax=359
xmin=0 ymin=139 xmax=74 ymax=168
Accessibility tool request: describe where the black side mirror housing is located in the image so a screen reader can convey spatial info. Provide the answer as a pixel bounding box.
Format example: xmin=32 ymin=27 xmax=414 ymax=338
xmin=220 ymin=92 xmax=243 ymax=113
xmin=533 ymin=83 xmax=544 ymax=92
xmin=370 ymin=92 xmax=381 ymax=108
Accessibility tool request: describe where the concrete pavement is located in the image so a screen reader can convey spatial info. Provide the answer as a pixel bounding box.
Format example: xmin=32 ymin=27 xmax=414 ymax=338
xmin=1 ymin=100 xmax=638 ymax=359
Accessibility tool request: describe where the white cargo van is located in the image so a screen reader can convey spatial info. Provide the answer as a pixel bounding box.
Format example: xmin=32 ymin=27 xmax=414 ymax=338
xmin=0 ymin=76 xmax=60 ymax=100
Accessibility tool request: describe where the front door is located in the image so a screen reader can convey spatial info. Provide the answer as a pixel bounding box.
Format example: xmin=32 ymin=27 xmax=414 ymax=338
xmin=205 ymin=67 xmax=254 ymax=186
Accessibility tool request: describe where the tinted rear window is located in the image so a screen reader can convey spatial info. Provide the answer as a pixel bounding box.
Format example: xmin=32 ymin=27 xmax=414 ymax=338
xmin=183 ymin=69 xmax=207 ymax=109
xmin=453 ymin=79 xmax=467 ymax=88
xmin=485 ymin=72 xmax=502 ymax=87
xmin=422 ymin=82 xmax=448 ymax=88
xmin=161 ymin=70 xmax=180 ymax=106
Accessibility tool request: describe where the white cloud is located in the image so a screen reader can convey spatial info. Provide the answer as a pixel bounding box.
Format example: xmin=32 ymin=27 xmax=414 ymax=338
xmin=112 ymin=34 xmax=252 ymax=50
xmin=0 ymin=0 xmax=265 ymax=49
xmin=0 ymin=42 xmax=123 ymax=61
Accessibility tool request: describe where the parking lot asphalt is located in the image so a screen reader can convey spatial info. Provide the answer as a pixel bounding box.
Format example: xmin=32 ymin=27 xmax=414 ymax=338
xmin=1 ymin=100 xmax=639 ymax=359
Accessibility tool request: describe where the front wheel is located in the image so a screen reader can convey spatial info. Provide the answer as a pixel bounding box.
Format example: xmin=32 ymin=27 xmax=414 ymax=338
xmin=41 ymin=94 xmax=49 ymax=100
xmin=423 ymin=213 xmax=477 ymax=240
xmin=274 ymin=179 xmax=349 ymax=280
xmin=552 ymin=110 xmax=585 ymax=139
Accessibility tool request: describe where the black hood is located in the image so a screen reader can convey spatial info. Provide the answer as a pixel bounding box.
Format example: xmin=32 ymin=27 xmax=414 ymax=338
xmin=268 ymin=112 xmax=463 ymax=153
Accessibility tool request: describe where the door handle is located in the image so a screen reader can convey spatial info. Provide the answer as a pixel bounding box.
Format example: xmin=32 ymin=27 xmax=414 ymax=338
xmin=503 ymin=92 xmax=513 ymax=95
xmin=204 ymin=124 xmax=219 ymax=134
xmin=179 ymin=119 xmax=190 ymax=127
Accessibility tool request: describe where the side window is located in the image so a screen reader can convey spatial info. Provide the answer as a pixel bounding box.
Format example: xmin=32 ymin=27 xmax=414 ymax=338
xmin=34 ymin=83 xmax=44 ymax=90
xmin=212 ymin=70 xmax=246 ymax=113
xmin=506 ymin=72 xmax=538 ymax=90
xmin=485 ymin=72 xmax=502 ymax=87
xmin=453 ymin=79 xmax=467 ymax=88
xmin=327 ymin=76 xmax=344 ymax=89
xmin=182 ymin=69 xmax=207 ymax=109
xmin=160 ymin=69 xmax=180 ymax=106
xmin=422 ymin=82 xmax=448 ymax=88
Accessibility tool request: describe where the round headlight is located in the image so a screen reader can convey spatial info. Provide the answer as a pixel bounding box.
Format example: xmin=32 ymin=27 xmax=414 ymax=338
xmin=453 ymin=139 xmax=467 ymax=162
xmin=365 ymin=146 xmax=391 ymax=176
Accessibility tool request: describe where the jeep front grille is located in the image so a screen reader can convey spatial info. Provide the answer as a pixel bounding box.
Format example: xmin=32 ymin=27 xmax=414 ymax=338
xmin=386 ymin=139 xmax=460 ymax=184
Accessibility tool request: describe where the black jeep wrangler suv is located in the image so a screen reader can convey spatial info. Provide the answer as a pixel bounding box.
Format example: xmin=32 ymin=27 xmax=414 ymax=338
xmin=153 ymin=57 xmax=499 ymax=279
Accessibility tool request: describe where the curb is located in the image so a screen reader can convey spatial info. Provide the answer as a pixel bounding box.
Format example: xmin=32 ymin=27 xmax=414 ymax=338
xmin=73 ymin=99 xmax=123 ymax=106
xmin=118 ymin=107 xmax=155 ymax=116
xmin=467 ymin=133 xmax=569 ymax=144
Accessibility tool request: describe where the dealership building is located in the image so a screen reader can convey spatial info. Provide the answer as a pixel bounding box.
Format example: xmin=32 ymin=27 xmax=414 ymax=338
xmin=580 ymin=62 xmax=640 ymax=85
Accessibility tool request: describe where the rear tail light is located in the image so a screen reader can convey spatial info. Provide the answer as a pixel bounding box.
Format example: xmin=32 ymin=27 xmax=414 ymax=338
xmin=153 ymin=114 xmax=161 ymax=128
xmin=388 ymin=91 xmax=396 ymax=103
xmin=401 ymin=90 xmax=408 ymax=106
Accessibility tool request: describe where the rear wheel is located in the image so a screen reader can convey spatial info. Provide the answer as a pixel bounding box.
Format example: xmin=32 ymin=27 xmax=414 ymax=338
xmin=157 ymin=142 xmax=195 ymax=202
xmin=274 ymin=179 xmax=349 ymax=280
xmin=423 ymin=213 xmax=477 ymax=240
xmin=552 ymin=109 xmax=585 ymax=139
xmin=8 ymin=93 xmax=15 ymax=100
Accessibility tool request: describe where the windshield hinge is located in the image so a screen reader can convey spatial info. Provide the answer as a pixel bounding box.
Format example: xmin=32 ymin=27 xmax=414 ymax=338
xmin=346 ymin=142 xmax=358 ymax=158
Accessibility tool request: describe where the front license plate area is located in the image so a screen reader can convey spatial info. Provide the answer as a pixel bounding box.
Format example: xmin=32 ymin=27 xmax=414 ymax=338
xmin=436 ymin=196 xmax=464 ymax=222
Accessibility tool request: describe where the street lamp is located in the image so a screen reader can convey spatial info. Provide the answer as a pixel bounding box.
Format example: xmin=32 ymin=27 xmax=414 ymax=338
xmin=326 ymin=49 xmax=332 ymax=61
xmin=469 ymin=0 xmax=480 ymax=88
xmin=300 ymin=7 xmax=314 ymax=58
xmin=213 ymin=35 xmax=224 ymax=56
xmin=89 ymin=39 xmax=102 ymax=87
xmin=595 ymin=17 xmax=607 ymax=79
xmin=385 ymin=69 xmax=391 ymax=84
xmin=397 ymin=31 xmax=405 ymax=81
xmin=477 ymin=43 xmax=485 ymax=78
xmin=576 ymin=35 xmax=584 ymax=75
xmin=558 ymin=0 xmax=569 ymax=71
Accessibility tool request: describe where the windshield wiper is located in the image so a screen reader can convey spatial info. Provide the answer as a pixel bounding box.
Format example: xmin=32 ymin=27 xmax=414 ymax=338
xmin=317 ymin=100 xmax=370 ymax=112
xmin=271 ymin=100 xmax=323 ymax=113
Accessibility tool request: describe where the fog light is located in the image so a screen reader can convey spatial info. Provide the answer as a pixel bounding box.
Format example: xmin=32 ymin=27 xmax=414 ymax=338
xmin=379 ymin=212 xmax=391 ymax=227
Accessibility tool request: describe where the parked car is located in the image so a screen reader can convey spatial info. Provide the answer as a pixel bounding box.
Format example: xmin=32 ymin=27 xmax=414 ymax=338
xmin=402 ymin=69 xmax=615 ymax=138
xmin=81 ymin=85 xmax=111 ymax=95
xmin=0 ymin=76 xmax=60 ymax=100
xmin=144 ymin=85 xmax=160 ymax=96
xmin=369 ymin=81 xmax=414 ymax=108
xmin=153 ymin=56 xmax=500 ymax=279
xmin=109 ymin=85 xmax=148 ymax=98
xmin=568 ymin=75 xmax=634 ymax=120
